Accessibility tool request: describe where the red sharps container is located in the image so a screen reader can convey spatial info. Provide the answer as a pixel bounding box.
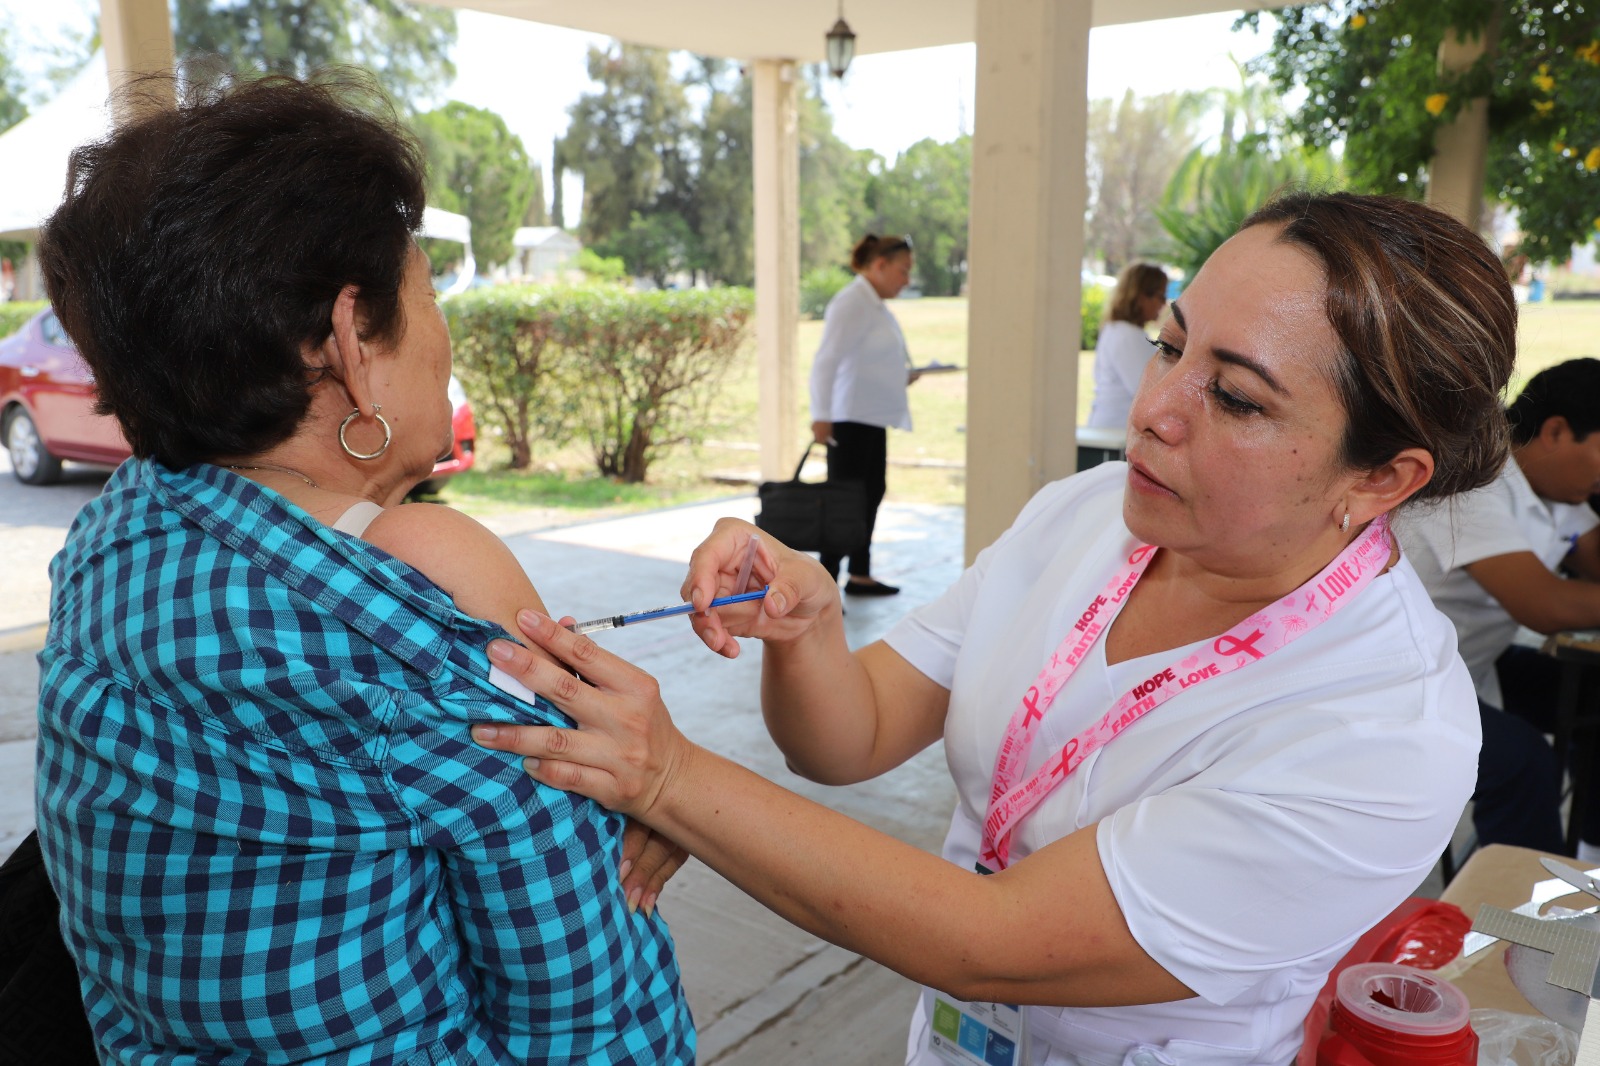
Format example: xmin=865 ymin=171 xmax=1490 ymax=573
xmin=1315 ymin=963 xmax=1477 ymax=1066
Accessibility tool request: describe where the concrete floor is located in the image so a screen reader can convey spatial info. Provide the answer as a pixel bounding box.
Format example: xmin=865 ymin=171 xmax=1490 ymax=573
xmin=0 ymin=454 xmax=964 ymax=1064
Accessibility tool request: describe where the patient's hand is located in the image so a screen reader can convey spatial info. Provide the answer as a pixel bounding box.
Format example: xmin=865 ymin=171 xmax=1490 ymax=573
xmin=620 ymin=820 xmax=688 ymax=918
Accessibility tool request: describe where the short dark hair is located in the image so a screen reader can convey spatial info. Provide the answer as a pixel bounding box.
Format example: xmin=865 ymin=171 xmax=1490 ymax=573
xmin=1241 ymin=191 xmax=1517 ymax=503
xmin=850 ymin=234 xmax=912 ymax=272
xmin=38 ymin=71 xmax=427 ymax=469
xmin=1506 ymin=358 xmax=1600 ymax=445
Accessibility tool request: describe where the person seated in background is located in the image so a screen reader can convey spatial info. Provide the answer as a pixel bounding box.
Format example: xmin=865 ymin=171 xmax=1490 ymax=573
xmin=1085 ymin=261 xmax=1169 ymax=430
xmin=1399 ymin=357 xmax=1600 ymax=859
xmin=32 ymin=72 xmax=691 ymax=1063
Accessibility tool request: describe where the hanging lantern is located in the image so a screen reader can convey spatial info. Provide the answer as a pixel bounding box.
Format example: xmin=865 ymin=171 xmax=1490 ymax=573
xmin=825 ymin=12 xmax=856 ymax=79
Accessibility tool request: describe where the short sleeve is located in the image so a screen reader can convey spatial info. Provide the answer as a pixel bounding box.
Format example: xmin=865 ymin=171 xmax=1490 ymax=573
xmin=883 ymin=473 xmax=1102 ymax=688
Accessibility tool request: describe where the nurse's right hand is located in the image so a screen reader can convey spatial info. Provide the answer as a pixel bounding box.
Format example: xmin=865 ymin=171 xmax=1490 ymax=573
xmin=681 ymin=518 xmax=841 ymax=659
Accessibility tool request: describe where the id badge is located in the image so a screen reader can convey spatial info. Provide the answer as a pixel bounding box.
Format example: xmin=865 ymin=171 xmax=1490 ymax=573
xmin=928 ymin=993 xmax=1027 ymax=1066
xmin=927 ymin=861 xmax=1030 ymax=1066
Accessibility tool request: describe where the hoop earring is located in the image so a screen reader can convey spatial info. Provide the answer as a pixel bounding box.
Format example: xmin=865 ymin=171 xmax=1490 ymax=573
xmin=339 ymin=405 xmax=391 ymax=461
xmin=1340 ymin=512 xmax=1351 ymax=533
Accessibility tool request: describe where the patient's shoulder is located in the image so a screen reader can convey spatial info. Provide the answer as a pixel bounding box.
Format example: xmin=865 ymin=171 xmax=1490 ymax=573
xmin=362 ymin=503 xmax=547 ymax=638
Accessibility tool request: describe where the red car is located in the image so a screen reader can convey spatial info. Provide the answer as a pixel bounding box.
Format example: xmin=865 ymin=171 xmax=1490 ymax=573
xmin=1 ymin=307 xmax=476 ymax=491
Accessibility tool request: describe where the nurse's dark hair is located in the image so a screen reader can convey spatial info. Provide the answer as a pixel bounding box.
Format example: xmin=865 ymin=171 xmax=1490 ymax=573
xmin=1241 ymin=191 xmax=1516 ymax=503
xmin=1505 ymin=358 xmax=1600 ymax=445
xmin=37 ymin=70 xmax=426 ymax=470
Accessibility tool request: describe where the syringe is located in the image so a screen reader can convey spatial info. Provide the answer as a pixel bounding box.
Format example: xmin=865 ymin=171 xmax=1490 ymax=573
xmin=566 ymin=587 xmax=770 ymax=635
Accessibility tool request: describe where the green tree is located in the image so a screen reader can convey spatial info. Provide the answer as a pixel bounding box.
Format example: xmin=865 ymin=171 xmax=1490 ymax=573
xmin=560 ymin=44 xmax=693 ymax=253
xmin=799 ymin=79 xmax=880 ymax=275
xmin=175 ymin=0 xmax=456 ymax=112
xmin=1086 ymin=90 xmax=1206 ymax=273
xmin=0 ymin=22 xmax=31 ymax=134
xmin=0 ymin=20 xmax=31 ymax=268
xmin=523 ymin=166 xmax=549 ymax=227
xmin=694 ymin=69 xmax=754 ymax=285
xmin=593 ymin=211 xmax=696 ymax=288
xmin=875 ymin=136 xmax=971 ymax=296
xmin=1246 ymin=1 xmax=1600 ymax=260
xmin=414 ymin=102 xmax=536 ymax=270
xmin=1155 ymin=141 xmax=1342 ymax=280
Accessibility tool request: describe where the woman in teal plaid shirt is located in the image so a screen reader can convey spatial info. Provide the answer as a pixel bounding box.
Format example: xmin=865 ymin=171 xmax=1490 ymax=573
xmin=33 ymin=72 xmax=692 ymax=1064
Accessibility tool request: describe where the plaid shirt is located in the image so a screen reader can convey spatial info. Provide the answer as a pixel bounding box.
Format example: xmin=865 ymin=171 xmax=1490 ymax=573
xmin=35 ymin=460 xmax=694 ymax=1065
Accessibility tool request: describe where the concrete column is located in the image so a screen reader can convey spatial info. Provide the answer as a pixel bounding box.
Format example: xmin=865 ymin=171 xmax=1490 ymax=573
xmin=1426 ymin=27 xmax=1494 ymax=232
xmin=751 ymin=59 xmax=800 ymax=482
xmin=100 ymin=0 xmax=176 ymax=123
xmin=964 ymin=0 xmax=1091 ymax=560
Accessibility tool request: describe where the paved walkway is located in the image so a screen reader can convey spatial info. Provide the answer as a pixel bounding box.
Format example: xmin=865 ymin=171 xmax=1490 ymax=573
xmin=0 ymin=456 xmax=964 ymax=1064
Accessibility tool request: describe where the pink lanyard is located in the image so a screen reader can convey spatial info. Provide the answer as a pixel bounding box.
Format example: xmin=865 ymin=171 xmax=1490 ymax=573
xmin=980 ymin=516 xmax=1393 ymax=870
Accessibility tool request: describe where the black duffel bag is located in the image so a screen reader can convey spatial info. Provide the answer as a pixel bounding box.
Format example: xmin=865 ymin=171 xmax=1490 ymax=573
xmin=755 ymin=442 xmax=867 ymax=555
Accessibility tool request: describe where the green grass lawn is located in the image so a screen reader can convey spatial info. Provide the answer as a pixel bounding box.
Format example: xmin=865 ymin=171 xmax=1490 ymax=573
xmin=439 ymin=294 xmax=1600 ymax=520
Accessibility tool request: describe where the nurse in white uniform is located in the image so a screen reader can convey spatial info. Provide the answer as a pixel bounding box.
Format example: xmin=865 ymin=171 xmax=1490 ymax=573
xmin=476 ymin=192 xmax=1513 ymax=1065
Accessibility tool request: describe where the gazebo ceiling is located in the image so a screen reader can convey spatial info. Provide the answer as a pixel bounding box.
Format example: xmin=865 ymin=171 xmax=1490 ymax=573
xmin=426 ymin=0 xmax=1277 ymax=61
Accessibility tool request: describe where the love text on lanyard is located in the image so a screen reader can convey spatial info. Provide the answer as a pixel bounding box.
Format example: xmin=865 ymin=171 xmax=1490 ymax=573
xmin=980 ymin=516 xmax=1393 ymax=870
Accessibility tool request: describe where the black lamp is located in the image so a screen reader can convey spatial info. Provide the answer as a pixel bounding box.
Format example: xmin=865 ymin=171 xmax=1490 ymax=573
xmin=826 ymin=5 xmax=856 ymax=79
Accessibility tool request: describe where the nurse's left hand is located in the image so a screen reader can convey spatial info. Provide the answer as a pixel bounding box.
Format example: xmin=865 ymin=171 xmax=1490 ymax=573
xmin=473 ymin=609 xmax=693 ymax=823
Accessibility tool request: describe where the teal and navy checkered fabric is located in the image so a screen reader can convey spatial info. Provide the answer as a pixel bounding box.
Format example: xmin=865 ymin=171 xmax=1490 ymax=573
xmin=35 ymin=460 xmax=694 ymax=1065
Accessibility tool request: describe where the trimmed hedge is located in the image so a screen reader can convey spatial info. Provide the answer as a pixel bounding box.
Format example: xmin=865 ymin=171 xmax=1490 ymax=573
xmin=0 ymin=301 xmax=47 ymax=340
xmin=801 ymin=267 xmax=852 ymax=319
xmin=1081 ymin=284 xmax=1108 ymax=351
xmin=445 ymin=285 xmax=753 ymax=482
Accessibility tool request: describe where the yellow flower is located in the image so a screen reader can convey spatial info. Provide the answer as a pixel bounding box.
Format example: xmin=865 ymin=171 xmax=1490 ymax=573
xmin=1555 ymin=140 xmax=1568 ymax=152
xmin=1578 ymin=41 xmax=1600 ymax=65
xmin=1425 ymin=93 xmax=1450 ymax=117
xmin=1586 ymin=147 xmax=1600 ymax=171
xmin=1533 ymin=73 xmax=1555 ymax=93
xmin=1594 ymin=217 xmax=1600 ymax=232
xmin=1350 ymin=12 xmax=1367 ymax=28
xmin=1539 ymin=63 xmax=1550 ymax=75
xmin=1534 ymin=99 xmax=1554 ymax=116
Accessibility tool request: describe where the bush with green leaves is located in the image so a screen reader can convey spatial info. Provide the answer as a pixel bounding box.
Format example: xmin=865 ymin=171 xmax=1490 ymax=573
xmin=1081 ymin=284 xmax=1108 ymax=351
xmin=444 ymin=286 xmax=577 ymax=470
xmin=577 ymin=248 xmax=628 ymax=283
xmin=444 ymin=285 xmax=753 ymax=482
xmin=0 ymin=301 xmax=47 ymax=339
xmin=800 ymin=266 xmax=853 ymax=319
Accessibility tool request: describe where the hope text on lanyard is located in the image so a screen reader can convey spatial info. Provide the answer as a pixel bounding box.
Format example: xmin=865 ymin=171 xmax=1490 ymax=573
xmin=980 ymin=516 xmax=1393 ymax=870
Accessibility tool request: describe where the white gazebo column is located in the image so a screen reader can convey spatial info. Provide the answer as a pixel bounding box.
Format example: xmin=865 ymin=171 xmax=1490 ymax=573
xmin=1426 ymin=26 xmax=1494 ymax=232
xmin=752 ymin=58 xmax=801 ymax=482
xmin=964 ymin=0 xmax=1091 ymax=560
xmin=100 ymin=0 xmax=177 ymax=121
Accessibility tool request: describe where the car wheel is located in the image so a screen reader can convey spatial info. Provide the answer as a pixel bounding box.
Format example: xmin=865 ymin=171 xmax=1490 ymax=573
xmin=5 ymin=408 xmax=64 ymax=485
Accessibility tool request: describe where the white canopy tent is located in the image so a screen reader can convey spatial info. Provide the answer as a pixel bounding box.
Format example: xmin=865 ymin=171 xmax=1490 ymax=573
xmin=0 ymin=56 xmax=112 ymax=242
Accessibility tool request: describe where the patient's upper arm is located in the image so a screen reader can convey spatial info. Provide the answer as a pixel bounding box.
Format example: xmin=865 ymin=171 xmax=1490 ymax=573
xmin=362 ymin=503 xmax=548 ymax=647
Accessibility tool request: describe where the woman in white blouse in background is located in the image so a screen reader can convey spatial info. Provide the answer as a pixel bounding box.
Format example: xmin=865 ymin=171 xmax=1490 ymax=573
xmin=1087 ymin=263 xmax=1170 ymax=431
xmin=809 ymin=234 xmax=918 ymax=597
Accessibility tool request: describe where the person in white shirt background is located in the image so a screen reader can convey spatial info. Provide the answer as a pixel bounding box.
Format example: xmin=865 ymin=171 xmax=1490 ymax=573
xmin=809 ymin=234 xmax=920 ymax=597
xmin=1086 ymin=262 xmax=1170 ymax=431
xmin=1400 ymin=357 xmax=1600 ymax=860
xmin=476 ymin=191 xmax=1516 ymax=1065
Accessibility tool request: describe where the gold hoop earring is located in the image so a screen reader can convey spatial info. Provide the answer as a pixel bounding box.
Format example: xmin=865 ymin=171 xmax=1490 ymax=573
xmin=339 ymin=404 xmax=391 ymax=461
